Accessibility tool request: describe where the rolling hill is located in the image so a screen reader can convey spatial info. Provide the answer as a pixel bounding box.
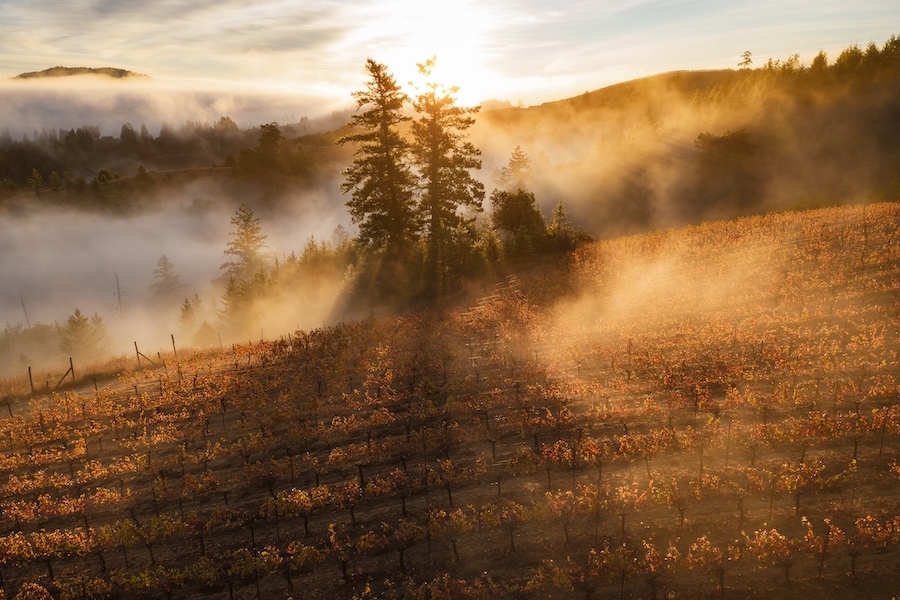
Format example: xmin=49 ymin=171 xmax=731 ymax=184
xmin=0 ymin=201 xmax=897 ymax=599
xmin=472 ymin=58 xmax=900 ymax=237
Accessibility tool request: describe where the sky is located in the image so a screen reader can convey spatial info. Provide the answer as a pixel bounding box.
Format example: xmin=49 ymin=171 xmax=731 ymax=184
xmin=2 ymin=0 xmax=899 ymax=119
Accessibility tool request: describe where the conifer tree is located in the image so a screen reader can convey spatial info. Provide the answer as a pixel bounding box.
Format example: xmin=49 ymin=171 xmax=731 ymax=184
xmin=149 ymin=255 xmax=183 ymax=304
xmin=218 ymin=276 xmax=248 ymax=336
xmin=28 ymin=168 xmax=43 ymax=195
xmin=490 ymin=189 xmax=546 ymax=258
xmin=179 ymin=296 xmax=197 ymax=333
xmin=218 ymin=204 xmax=268 ymax=337
xmin=498 ymin=146 xmax=532 ymax=191
xmin=59 ymin=309 xmax=106 ymax=360
xmin=339 ymin=59 xmax=418 ymax=259
xmin=221 ymin=203 xmax=268 ymax=284
xmin=546 ymin=200 xmax=588 ymax=252
xmin=410 ymin=57 xmax=484 ymax=297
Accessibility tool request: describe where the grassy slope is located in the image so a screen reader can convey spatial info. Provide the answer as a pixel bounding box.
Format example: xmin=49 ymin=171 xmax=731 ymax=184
xmin=0 ymin=202 xmax=898 ymax=599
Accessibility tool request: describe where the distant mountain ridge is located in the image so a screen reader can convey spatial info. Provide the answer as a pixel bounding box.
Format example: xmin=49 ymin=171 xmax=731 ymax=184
xmin=13 ymin=66 xmax=150 ymax=80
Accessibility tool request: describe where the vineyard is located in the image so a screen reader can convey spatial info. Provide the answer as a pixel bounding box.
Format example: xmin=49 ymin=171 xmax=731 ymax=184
xmin=1 ymin=202 xmax=898 ymax=599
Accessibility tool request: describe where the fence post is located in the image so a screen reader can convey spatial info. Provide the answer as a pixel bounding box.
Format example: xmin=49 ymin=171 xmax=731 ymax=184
xmin=28 ymin=366 xmax=34 ymax=394
xmin=171 ymin=334 xmax=177 ymax=359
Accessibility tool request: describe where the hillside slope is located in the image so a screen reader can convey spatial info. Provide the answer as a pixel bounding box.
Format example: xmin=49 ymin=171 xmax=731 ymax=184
xmin=474 ymin=62 xmax=900 ymax=237
xmin=0 ymin=202 xmax=897 ymax=599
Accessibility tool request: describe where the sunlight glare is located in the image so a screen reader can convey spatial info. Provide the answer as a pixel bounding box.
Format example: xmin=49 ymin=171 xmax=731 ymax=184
xmin=354 ymin=0 xmax=504 ymax=106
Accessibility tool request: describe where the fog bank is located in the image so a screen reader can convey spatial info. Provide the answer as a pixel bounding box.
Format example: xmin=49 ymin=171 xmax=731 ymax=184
xmin=0 ymin=182 xmax=351 ymax=374
xmin=0 ymin=77 xmax=351 ymax=139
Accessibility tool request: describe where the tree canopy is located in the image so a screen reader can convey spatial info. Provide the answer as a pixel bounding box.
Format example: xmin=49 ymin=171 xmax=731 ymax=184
xmin=490 ymin=188 xmax=546 ymax=259
xmin=338 ymin=59 xmax=418 ymax=258
xmin=149 ymin=254 xmax=183 ymax=304
xmin=338 ymin=57 xmax=487 ymax=300
xmin=59 ymin=309 xmax=106 ymax=360
xmin=498 ymin=145 xmax=532 ymax=191
xmin=335 ymin=58 xmax=594 ymax=302
xmin=410 ymin=58 xmax=485 ymax=297
xmin=221 ymin=203 xmax=269 ymax=284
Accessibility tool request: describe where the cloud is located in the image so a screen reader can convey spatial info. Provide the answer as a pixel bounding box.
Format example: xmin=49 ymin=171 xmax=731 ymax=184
xmin=3 ymin=0 xmax=899 ymax=114
xmin=0 ymin=0 xmax=354 ymax=86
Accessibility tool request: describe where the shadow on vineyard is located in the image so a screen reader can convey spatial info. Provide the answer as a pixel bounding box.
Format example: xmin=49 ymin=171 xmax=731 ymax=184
xmin=0 ymin=202 xmax=898 ymax=599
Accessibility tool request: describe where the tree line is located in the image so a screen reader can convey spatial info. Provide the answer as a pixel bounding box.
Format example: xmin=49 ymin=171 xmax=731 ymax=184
xmin=695 ymin=34 xmax=900 ymax=105
xmin=0 ymin=119 xmax=239 ymax=190
xmin=0 ymin=116 xmax=324 ymax=203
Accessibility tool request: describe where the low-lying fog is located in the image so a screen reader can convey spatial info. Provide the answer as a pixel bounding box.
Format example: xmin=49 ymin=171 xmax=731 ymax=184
xmin=0 ymin=77 xmax=348 ymax=138
xmin=0 ymin=184 xmax=350 ymax=371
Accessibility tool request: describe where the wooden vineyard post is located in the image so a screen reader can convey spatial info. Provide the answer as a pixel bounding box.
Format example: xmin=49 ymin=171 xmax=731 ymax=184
xmin=54 ymin=358 xmax=75 ymax=389
xmin=28 ymin=366 xmax=34 ymax=394
xmin=134 ymin=342 xmax=157 ymax=367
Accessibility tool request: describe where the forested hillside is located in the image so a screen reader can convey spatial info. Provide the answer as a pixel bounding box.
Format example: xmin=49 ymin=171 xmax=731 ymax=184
xmin=476 ymin=35 xmax=900 ymax=236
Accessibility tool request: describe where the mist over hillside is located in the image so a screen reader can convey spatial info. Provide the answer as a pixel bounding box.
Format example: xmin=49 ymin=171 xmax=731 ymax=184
xmin=474 ymin=61 xmax=900 ymax=237
xmin=1 ymin=36 xmax=899 ymax=376
xmin=0 ymin=76 xmax=352 ymax=142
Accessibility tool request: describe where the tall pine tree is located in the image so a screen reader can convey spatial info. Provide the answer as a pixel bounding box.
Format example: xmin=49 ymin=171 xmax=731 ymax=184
xmin=218 ymin=204 xmax=268 ymax=338
xmin=410 ymin=58 xmax=484 ymax=297
xmin=339 ymin=59 xmax=418 ymax=259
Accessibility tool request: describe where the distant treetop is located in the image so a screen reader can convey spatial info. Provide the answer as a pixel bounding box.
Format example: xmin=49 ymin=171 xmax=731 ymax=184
xmin=13 ymin=66 xmax=151 ymax=80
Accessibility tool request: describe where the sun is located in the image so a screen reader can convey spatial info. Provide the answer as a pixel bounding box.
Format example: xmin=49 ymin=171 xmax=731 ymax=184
xmin=353 ymin=0 xmax=506 ymax=106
